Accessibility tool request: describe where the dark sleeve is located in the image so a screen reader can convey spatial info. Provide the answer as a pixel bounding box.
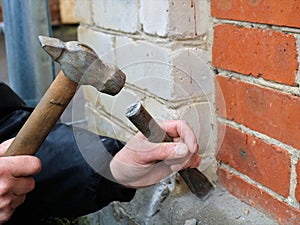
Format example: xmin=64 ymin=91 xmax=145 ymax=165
xmin=0 ymin=82 xmax=136 ymax=223
xmin=0 ymin=82 xmax=32 ymax=119
xmin=10 ymin=123 xmax=136 ymax=221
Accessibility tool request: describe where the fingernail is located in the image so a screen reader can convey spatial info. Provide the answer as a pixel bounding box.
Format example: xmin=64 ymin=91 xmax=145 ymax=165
xmin=174 ymin=143 xmax=187 ymax=157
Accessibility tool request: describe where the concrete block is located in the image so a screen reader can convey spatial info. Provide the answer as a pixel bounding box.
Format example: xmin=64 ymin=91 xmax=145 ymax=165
xmin=75 ymin=0 xmax=92 ymax=24
xmin=77 ymin=26 xmax=115 ymax=64
xmin=92 ymin=0 xmax=139 ymax=33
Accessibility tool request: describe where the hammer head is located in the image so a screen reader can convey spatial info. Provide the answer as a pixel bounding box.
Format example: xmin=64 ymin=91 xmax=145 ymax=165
xmin=38 ymin=36 xmax=126 ymax=95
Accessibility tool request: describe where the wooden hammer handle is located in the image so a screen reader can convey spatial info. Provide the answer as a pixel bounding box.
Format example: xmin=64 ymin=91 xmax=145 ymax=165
xmin=4 ymin=71 xmax=78 ymax=156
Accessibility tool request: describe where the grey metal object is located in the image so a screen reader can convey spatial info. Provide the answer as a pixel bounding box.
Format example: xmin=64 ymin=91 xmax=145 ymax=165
xmin=39 ymin=36 xmax=126 ymax=95
xmin=2 ymin=0 xmax=54 ymax=107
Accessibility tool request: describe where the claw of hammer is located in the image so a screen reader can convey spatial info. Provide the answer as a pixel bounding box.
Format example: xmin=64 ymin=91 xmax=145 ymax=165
xmin=39 ymin=36 xmax=126 ymax=95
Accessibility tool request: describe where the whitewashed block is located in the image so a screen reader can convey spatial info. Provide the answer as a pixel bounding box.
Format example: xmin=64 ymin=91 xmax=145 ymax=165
xmin=75 ymin=0 xmax=92 ymax=24
xmin=92 ymin=0 xmax=139 ymax=33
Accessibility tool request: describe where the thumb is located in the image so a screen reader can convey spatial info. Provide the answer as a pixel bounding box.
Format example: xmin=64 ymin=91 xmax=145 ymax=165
xmin=143 ymin=142 xmax=189 ymax=164
xmin=0 ymin=138 xmax=14 ymax=156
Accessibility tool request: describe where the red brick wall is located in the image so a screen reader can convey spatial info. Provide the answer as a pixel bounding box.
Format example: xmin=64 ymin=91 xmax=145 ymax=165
xmin=0 ymin=0 xmax=2 ymax=22
xmin=212 ymin=1 xmax=300 ymax=224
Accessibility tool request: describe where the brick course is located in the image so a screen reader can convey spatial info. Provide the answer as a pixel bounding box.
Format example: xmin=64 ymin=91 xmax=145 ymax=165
xmin=217 ymin=124 xmax=291 ymax=197
xmin=213 ymin=24 xmax=299 ymax=86
xmin=218 ymin=168 xmax=300 ymax=225
xmin=213 ymin=1 xmax=300 ymax=222
xmin=216 ymin=75 xmax=300 ymax=150
xmin=211 ymin=0 xmax=300 ymax=28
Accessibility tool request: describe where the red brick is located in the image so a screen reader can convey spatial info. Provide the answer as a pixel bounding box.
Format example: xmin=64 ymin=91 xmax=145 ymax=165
xmin=211 ymin=0 xmax=300 ymax=28
xmin=212 ymin=24 xmax=298 ymax=86
xmin=0 ymin=1 xmax=2 ymax=22
xmin=218 ymin=168 xmax=300 ymax=225
xmin=217 ymin=124 xmax=291 ymax=197
xmin=296 ymin=160 xmax=300 ymax=202
xmin=49 ymin=0 xmax=61 ymax=25
xmin=216 ymin=76 xmax=300 ymax=150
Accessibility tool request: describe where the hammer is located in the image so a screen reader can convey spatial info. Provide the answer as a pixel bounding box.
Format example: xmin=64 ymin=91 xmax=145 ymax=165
xmin=4 ymin=36 xmax=126 ymax=156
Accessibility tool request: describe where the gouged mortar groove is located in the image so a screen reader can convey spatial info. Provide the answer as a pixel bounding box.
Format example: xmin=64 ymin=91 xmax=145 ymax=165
xmin=288 ymin=156 xmax=300 ymax=207
xmin=212 ymin=18 xmax=300 ymax=35
xmin=78 ymin=23 xmax=209 ymax=49
xmin=124 ymin=82 xmax=212 ymax=109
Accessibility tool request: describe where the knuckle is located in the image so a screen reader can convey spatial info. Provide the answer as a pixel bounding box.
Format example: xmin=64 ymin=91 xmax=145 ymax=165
xmin=0 ymin=207 xmax=14 ymax=224
xmin=0 ymin=181 xmax=10 ymax=197
xmin=26 ymin=178 xmax=36 ymax=192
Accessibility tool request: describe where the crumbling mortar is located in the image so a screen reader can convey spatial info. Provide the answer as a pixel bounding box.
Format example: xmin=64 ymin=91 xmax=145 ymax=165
xmin=295 ymin=34 xmax=300 ymax=86
xmin=218 ymin=117 xmax=300 ymax=158
xmin=287 ymin=156 xmax=300 ymax=208
xmin=216 ymin=70 xmax=300 ymax=96
xmin=78 ymin=24 xmax=209 ymax=50
xmin=212 ymin=18 xmax=300 ymax=34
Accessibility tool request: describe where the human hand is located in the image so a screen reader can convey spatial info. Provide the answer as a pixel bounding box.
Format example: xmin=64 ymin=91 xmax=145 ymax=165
xmin=0 ymin=139 xmax=41 ymax=224
xmin=110 ymin=120 xmax=201 ymax=188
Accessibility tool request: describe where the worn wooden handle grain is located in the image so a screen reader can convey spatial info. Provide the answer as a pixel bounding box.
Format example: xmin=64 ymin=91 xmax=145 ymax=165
xmin=4 ymin=71 xmax=78 ymax=156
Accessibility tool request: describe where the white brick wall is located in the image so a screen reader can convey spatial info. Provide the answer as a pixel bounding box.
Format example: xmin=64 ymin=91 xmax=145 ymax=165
xmin=92 ymin=0 xmax=139 ymax=33
xmin=140 ymin=0 xmax=210 ymax=38
xmin=75 ymin=0 xmax=92 ymax=24
xmin=75 ymin=0 xmax=216 ymax=175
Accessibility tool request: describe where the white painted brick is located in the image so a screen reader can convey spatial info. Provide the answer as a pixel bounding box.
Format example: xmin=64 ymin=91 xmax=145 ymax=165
xmin=170 ymin=48 xmax=213 ymax=100
xmin=139 ymin=0 xmax=209 ymax=38
xmin=140 ymin=0 xmax=168 ymax=37
xmin=78 ymin=26 xmax=115 ymax=64
xmin=75 ymin=0 xmax=92 ymax=24
xmin=168 ymin=0 xmax=210 ymax=38
xmin=114 ymin=36 xmax=213 ymax=100
xmin=115 ymin=36 xmax=174 ymax=99
xmin=95 ymin=87 xmax=140 ymax=129
xmin=92 ymin=0 xmax=139 ymax=33
xmin=86 ymin=104 xmax=134 ymax=142
xmin=82 ymin=86 xmax=101 ymax=107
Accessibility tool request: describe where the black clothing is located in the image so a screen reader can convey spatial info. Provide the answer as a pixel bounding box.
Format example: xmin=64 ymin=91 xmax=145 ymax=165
xmin=0 ymin=82 xmax=136 ymax=224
